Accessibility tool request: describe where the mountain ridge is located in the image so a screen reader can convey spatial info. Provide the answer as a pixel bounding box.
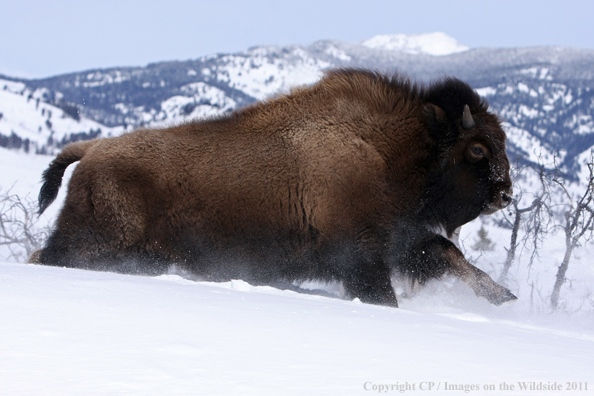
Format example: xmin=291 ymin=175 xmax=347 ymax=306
xmin=2 ymin=33 xmax=594 ymax=176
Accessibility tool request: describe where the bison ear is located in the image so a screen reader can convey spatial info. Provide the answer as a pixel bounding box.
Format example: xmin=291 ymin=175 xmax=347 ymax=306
xmin=424 ymin=103 xmax=458 ymax=144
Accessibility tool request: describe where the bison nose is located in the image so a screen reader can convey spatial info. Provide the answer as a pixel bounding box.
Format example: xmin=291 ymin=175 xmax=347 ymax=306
xmin=501 ymin=193 xmax=513 ymax=208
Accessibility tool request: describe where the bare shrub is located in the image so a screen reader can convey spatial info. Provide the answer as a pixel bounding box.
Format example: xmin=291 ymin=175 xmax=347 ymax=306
xmin=550 ymin=154 xmax=594 ymax=310
xmin=498 ymin=161 xmax=554 ymax=284
xmin=0 ymin=188 xmax=50 ymax=262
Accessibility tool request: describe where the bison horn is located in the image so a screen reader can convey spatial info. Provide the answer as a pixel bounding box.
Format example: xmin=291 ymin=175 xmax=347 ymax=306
xmin=462 ymin=105 xmax=475 ymax=129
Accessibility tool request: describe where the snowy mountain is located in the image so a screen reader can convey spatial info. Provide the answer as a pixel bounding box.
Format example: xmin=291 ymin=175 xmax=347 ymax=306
xmin=2 ymin=33 xmax=594 ymax=174
xmin=361 ymin=32 xmax=470 ymax=55
xmin=0 ymin=78 xmax=123 ymax=154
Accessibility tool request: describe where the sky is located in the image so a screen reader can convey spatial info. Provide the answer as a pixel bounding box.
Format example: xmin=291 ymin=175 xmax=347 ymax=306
xmin=1 ymin=0 xmax=594 ymax=79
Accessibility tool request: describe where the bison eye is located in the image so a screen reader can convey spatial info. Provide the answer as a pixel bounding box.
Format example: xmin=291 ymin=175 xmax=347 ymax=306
xmin=467 ymin=143 xmax=489 ymax=162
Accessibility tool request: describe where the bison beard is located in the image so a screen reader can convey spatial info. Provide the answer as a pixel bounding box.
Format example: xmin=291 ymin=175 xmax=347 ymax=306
xmin=31 ymin=69 xmax=516 ymax=307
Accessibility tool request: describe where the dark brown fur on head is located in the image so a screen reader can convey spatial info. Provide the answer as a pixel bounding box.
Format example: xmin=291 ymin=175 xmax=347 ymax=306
xmin=34 ymin=68 xmax=516 ymax=307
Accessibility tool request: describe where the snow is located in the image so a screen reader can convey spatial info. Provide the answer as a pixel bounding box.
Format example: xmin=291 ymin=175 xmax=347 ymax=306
xmin=213 ymin=48 xmax=329 ymax=100
xmin=0 ymin=147 xmax=53 ymax=198
xmin=475 ymin=87 xmax=496 ymax=97
xmin=157 ymin=82 xmax=237 ymax=125
xmin=118 ymin=82 xmax=239 ymax=127
xmin=517 ymin=83 xmax=530 ymax=93
xmin=519 ymin=67 xmax=553 ymax=81
xmin=83 ymin=71 xmax=130 ymax=88
xmin=0 ymin=78 xmax=122 ymax=152
xmin=504 ymin=123 xmax=565 ymax=165
xmin=361 ymin=32 xmax=469 ymax=56
xmin=1 ymin=261 xmax=593 ymax=396
xmin=325 ymin=45 xmax=352 ymax=61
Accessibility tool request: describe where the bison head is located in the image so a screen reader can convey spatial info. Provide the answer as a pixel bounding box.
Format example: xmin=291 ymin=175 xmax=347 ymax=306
xmin=423 ymin=81 xmax=512 ymax=235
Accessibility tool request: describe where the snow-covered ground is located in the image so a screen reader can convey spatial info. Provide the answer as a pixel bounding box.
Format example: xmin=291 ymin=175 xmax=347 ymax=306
xmin=1 ymin=261 xmax=593 ymax=396
xmin=1 ymin=146 xmax=593 ymax=395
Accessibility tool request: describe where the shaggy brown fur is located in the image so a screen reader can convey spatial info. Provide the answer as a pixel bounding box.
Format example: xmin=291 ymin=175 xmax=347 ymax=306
xmin=32 ymin=69 xmax=516 ymax=307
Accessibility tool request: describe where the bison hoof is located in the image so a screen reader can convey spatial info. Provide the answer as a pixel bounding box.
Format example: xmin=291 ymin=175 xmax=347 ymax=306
xmin=492 ymin=289 xmax=518 ymax=306
xmin=475 ymin=277 xmax=518 ymax=306
xmin=483 ymin=287 xmax=518 ymax=306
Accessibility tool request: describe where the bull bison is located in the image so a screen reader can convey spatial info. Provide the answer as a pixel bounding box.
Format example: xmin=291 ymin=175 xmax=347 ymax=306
xmin=31 ymin=68 xmax=516 ymax=307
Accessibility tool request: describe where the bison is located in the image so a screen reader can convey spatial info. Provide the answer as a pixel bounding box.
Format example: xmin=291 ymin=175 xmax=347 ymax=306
xmin=31 ymin=69 xmax=516 ymax=307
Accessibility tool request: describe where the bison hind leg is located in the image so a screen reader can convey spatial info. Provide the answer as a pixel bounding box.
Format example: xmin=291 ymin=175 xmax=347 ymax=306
xmin=39 ymin=241 xmax=170 ymax=276
xmin=38 ymin=224 xmax=170 ymax=276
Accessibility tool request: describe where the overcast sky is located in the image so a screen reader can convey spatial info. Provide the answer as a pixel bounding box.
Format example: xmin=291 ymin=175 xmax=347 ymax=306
xmin=1 ymin=0 xmax=593 ymax=79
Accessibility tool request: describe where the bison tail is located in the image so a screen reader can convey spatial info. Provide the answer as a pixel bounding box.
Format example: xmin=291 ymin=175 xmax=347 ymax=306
xmin=38 ymin=140 xmax=98 ymax=215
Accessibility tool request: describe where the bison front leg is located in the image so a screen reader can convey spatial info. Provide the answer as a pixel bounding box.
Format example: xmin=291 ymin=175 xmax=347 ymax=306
xmin=411 ymin=236 xmax=517 ymax=305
